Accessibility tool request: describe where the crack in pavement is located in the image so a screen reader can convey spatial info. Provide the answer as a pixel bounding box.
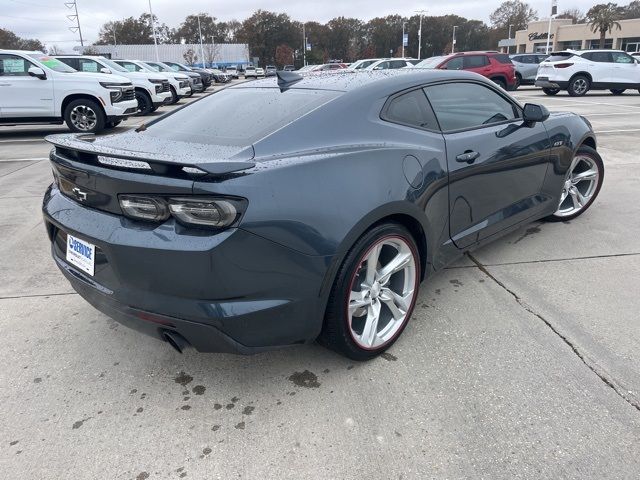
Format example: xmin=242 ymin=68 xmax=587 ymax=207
xmin=0 ymin=292 xmax=78 ymax=301
xmin=448 ymin=252 xmax=640 ymax=269
xmin=467 ymin=252 xmax=640 ymax=413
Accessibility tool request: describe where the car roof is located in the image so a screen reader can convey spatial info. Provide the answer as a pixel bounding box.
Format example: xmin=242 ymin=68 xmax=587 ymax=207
xmin=0 ymin=49 xmax=43 ymax=55
xmin=232 ymin=69 xmax=491 ymax=95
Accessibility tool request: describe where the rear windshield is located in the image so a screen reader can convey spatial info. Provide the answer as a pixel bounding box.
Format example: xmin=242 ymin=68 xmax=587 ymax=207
xmin=545 ymin=53 xmax=575 ymax=62
xmin=493 ymin=54 xmax=513 ymax=64
xmin=146 ymin=87 xmax=340 ymax=146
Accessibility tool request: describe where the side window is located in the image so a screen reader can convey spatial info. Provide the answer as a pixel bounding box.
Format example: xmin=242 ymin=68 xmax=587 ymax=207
xmin=57 ymin=57 xmax=78 ymax=70
xmin=0 ymin=54 xmax=32 ymax=76
xmin=381 ymin=89 xmax=439 ymax=131
xmin=375 ymin=61 xmax=390 ymax=70
xmin=118 ymin=62 xmax=140 ymax=72
xmin=390 ymin=60 xmax=407 ymax=69
xmin=464 ymin=55 xmax=488 ymax=68
xmin=612 ymin=52 xmax=634 ymax=64
xmin=445 ymin=57 xmax=463 ymax=70
xmin=588 ymin=52 xmax=613 ymax=63
xmin=424 ymin=82 xmax=519 ymax=132
xmin=78 ymin=59 xmax=100 ymax=72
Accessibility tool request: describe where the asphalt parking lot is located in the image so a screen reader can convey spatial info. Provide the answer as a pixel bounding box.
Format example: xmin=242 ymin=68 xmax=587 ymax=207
xmin=1 ymin=85 xmax=639 ymax=479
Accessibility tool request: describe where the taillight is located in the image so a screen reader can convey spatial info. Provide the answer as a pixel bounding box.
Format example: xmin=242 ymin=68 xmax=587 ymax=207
xmin=118 ymin=195 xmax=246 ymax=228
xmin=554 ymin=63 xmax=574 ymax=69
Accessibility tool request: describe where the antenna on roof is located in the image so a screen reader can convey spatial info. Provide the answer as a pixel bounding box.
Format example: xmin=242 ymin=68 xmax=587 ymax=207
xmin=276 ymin=71 xmax=303 ymax=91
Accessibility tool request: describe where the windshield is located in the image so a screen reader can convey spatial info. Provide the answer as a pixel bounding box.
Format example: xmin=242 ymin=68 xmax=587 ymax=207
xmin=145 ymin=61 xmax=171 ymax=72
xmin=413 ymin=56 xmax=446 ymax=69
xmin=147 ymin=87 xmax=340 ymax=146
xmin=99 ymin=58 xmax=129 ymax=73
xmin=139 ymin=61 xmax=161 ymax=72
xmin=28 ymin=54 xmax=76 ymax=73
xmin=351 ymin=60 xmax=378 ymax=70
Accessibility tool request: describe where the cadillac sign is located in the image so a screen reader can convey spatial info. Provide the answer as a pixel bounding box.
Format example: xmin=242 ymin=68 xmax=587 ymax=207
xmin=529 ymin=32 xmax=554 ymax=41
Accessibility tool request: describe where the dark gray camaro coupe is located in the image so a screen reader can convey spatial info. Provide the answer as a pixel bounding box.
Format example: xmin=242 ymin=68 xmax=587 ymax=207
xmin=43 ymin=70 xmax=604 ymax=360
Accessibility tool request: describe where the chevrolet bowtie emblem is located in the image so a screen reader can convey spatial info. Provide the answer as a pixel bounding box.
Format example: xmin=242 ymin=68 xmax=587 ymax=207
xmin=71 ymin=187 xmax=88 ymax=202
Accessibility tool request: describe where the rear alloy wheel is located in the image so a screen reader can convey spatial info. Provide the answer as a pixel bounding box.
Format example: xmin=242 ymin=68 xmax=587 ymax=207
xmin=542 ymin=87 xmax=560 ymax=96
xmin=64 ymin=99 xmax=105 ymax=133
xmin=568 ymin=75 xmax=590 ymax=96
xmin=135 ymin=91 xmax=153 ymax=116
xmin=610 ymin=89 xmax=625 ymax=95
xmin=546 ymin=145 xmax=604 ymax=222
xmin=320 ymin=223 xmax=420 ymax=360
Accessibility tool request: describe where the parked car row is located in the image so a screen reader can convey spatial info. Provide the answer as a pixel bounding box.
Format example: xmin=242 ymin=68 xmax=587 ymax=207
xmin=0 ymin=49 xmax=241 ymax=134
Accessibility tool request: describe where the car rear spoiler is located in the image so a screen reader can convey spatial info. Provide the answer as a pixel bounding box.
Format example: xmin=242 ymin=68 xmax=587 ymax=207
xmin=45 ymin=133 xmax=256 ymax=176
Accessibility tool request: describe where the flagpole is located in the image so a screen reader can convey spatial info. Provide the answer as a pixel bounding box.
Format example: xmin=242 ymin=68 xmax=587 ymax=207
xmin=545 ymin=0 xmax=558 ymax=54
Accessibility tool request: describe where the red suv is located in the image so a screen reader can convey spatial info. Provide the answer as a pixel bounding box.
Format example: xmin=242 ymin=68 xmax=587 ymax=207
xmin=415 ymin=51 xmax=517 ymax=90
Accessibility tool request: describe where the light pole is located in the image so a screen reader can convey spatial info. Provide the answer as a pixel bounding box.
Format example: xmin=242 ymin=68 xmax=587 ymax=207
xmin=415 ymin=10 xmax=427 ymax=60
xmin=452 ymin=25 xmax=458 ymax=54
xmin=302 ymin=23 xmax=306 ymax=67
xmin=402 ymin=22 xmax=407 ymax=58
xmin=197 ymin=15 xmax=206 ymax=67
xmin=546 ymin=0 xmax=558 ymax=54
xmin=147 ymin=0 xmax=159 ymax=61
xmin=507 ymin=24 xmax=513 ymax=53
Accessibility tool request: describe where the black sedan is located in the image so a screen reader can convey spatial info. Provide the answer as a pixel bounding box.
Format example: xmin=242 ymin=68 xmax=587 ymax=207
xmin=42 ymin=70 xmax=604 ymax=360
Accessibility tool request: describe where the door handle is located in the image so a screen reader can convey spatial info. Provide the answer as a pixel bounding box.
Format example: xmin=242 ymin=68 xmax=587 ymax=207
xmin=456 ymin=151 xmax=480 ymax=164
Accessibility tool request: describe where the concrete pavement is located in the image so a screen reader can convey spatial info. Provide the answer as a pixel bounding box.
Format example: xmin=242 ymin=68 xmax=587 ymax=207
xmin=1 ymin=87 xmax=639 ymax=479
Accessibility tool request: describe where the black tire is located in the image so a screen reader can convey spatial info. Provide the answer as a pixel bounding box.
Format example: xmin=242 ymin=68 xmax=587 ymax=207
xmin=568 ymin=75 xmax=590 ymax=97
xmin=168 ymin=86 xmax=179 ymax=105
xmin=542 ymin=87 xmax=560 ymax=96
xmin=514 ymin=73 xmax=522 ymax=90
xmin=63 ymin=98 xmax=106 ymax=134
xmin=105 ymin=120 xmax=122 ymax=129
xmin=135 ymin=90 xmax=153 ymax=116
xmin=149 ymin=105 xmax=158 ymax=112
xmin=491 ymin=78 xmax=507 ymax=90
xmin=318 ymin=223 xmax=421 ymax=361
xmin=610 ymin=89 xmax=625 ymax=95
xmin=545 ymin=145 xmax=604 ymax=222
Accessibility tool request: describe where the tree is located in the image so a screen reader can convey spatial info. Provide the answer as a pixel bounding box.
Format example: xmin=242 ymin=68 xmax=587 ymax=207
xmin=490 ymin=0 xmax=538 ymax=30
xmin=236 ymin=10 xmax=299 ymax=65
xmin=171 ymin=13 xmax=228 ymax=44
xmin=275 ymin=44 xmax=294 ymax=66
xmin=586 ymin=3 xmax=622 ymax=48
xmin=557 ymin=9 xmax=585 ymax=24
xmin=0 ymin=28 xmax=45 ymax=51
xmin=183 ymin=48 xmax=198 ymax=66
xmin=202 ymin=43 xmax=220 ymax=67
xmin=95 ymin=14 xmax=170 ymax=45
xmin=621 ymin=0 xmax=640 ymax=19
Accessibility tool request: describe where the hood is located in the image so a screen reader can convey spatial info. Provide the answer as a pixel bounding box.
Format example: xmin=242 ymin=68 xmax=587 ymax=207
xmin=66 ymin=71 xmax=131 ymax=84
xmin=124 ymin=71 xmax=165 ymax=82
xmin=46 ymin=133 xmax=256 ymax=176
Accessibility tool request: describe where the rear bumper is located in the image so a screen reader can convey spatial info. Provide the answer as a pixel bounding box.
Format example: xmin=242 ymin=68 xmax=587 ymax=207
xmin=42 ymin=185 xmax=332 ymax=354
xmin=535 ymin=78 xmax=567 ymax=90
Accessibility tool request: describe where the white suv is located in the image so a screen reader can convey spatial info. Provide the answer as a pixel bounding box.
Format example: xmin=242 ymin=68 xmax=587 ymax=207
xmin=55 ymin=55 xmax=172 ymax=115
xmin=113 ymin=59 xmax=190 ymax=104
xmin=0 ymin=50 xmax=137 ymax=133
xmin=536 ymin=49 xmax=640 ymax=96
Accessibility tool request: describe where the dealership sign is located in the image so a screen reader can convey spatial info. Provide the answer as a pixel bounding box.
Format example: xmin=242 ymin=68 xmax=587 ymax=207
xmin=529 ymin=32 xmax=555 ymax=41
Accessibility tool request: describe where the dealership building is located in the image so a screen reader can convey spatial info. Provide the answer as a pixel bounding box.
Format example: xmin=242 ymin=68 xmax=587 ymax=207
xmin=503 ymin=17 xmax=640 ymax=53
xmin=75 ymin=43 xmax=250 ymax=68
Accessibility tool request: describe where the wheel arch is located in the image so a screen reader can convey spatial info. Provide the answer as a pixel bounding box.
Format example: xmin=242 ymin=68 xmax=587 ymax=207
xmin=569 ymin=71 xmax=593 ymax=84
xmin=580 ymin=135 xmax=597 ymax=151
xmin=60 ymin=93 xmax=105 ymax=117
xmin=318 ymin=202 xmax=431 ymax=307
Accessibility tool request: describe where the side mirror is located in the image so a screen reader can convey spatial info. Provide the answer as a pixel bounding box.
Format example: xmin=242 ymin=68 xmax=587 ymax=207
xmin=100 ymin=67 xmax=112 ymax=74
xmin=523 ymin=103 xmax=550 ymax=124
xmin=28 ymin=66 xmax=46 ymax=80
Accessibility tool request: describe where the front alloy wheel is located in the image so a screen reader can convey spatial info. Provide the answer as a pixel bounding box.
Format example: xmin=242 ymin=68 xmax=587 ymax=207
xmin=548 ymin=146 xmax=604 ymax=221
xmin=320 ymin=223 xmax=420 ymax=360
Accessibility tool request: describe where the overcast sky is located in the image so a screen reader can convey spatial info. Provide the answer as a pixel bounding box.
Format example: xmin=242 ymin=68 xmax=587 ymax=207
xmin=3 ymin=0 xmax=596 ymax=52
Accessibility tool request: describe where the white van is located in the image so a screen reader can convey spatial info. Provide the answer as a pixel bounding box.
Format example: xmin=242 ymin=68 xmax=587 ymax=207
xmin=0 ymin=50 xmax=137 ymax=133
xmin=55 ymin=55 xmax=172 ymax=115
